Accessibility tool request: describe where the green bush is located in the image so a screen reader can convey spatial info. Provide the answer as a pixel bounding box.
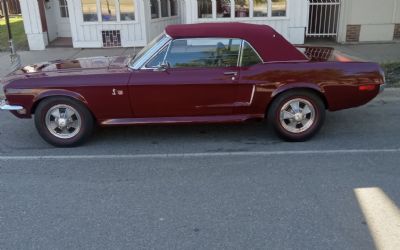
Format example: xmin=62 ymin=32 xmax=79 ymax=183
xmin=381 ymin=62 xmax=400 ymax=88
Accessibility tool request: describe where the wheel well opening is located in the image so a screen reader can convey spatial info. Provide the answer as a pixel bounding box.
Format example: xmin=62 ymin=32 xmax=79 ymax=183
xmin=31 ymin=96 xmax=97 ymax=121
xmin=266 ymin=88 xmax=329 ymax=115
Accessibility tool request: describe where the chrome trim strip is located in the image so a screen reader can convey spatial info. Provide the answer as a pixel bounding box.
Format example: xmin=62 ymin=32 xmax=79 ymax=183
xmin=238 ymin=40 xmax=244 ymax=67
xmin=249 ymin=85 xmax=256 ymax=104
xmin=242 ymin=40 xmax=264 ymax=65
xmin=141 ymin=41 xmax=171 ymax=70
xmin=0 ymin=100 xmax=23 ymax=111
xmin=130 ymin=35 xmax=172 ymax=70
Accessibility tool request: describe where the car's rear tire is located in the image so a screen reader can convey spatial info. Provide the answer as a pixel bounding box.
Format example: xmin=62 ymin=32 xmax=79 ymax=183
xmin=34 ymin=97 xmax=94 ymax=147
xmin=267 ymin=90 xmax=325 ymax=142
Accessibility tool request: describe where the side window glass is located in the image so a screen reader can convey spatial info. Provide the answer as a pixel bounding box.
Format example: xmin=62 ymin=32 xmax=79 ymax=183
xmin=241 ymin=41 xmax=262 ymax=67
xmin=165 ymin=38 xmax=241 ymax=68
xmin=146 ymin=46 xmax=168 ymax=68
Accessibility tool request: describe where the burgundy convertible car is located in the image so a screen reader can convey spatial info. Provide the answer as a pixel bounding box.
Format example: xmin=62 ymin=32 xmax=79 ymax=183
xmin=1 ymin=23 xmax=385 ymax=147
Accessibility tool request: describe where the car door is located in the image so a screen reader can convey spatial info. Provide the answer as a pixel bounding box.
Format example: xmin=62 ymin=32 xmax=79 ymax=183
xmin=234 ymin=41 xmax=266 ymax=115
xmin=128 ymin=38 xmax=242 ymax=118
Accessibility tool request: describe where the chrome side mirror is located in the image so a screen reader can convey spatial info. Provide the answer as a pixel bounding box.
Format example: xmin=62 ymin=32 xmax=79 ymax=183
xmin=155 ymin=61 xmax=170 ymax=72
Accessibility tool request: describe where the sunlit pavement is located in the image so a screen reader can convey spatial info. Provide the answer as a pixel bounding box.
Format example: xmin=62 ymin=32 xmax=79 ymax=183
xmin=0 ymin=89 xmax=399 ymax=249
xmin=354 ymin=187 xmax=400 ymax=250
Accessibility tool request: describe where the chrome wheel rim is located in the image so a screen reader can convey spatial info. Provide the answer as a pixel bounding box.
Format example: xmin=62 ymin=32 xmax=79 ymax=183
xmin=279 ymin=98 xmax=316 ymax=134
xmin=45 ymin=105 xmax=82 ymax=139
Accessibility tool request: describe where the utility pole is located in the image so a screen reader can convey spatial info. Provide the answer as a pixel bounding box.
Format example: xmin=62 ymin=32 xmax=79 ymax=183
xmin=2 ymin=0 xmax=21 ymax=71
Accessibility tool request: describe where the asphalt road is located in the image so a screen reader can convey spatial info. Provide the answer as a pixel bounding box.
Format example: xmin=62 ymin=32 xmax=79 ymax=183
xmin=1 ymin=90 xmax=400 ymax=250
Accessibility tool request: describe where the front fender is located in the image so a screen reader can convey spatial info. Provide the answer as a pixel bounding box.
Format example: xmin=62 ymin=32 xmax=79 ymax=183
xmin=31 ymin=89 xmax=89 ymax=115
xmin=5 ymin=88 xmax=89 ymax=118
xmin=33 ymin=89 xmax=88 ymax=106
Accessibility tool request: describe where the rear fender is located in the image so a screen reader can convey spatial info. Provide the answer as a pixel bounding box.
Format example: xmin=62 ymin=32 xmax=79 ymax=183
xmin=271 ymin=83 xmax=324 ymax=98
xmin=269 ymin=83 xmax=328 ymax=110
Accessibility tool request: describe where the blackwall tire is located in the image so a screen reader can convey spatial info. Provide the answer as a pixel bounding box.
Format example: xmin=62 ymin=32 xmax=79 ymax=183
xmin=34 ymin=97 xmax=94 ymax=147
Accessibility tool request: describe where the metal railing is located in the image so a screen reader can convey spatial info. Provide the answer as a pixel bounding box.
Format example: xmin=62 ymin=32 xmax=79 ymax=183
xmin=307 ymin=0 xmax=341 ymax=37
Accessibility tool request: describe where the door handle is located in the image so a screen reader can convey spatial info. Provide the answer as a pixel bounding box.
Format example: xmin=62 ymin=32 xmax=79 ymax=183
xmin=224 ymin=71 xmax=238 ymax=76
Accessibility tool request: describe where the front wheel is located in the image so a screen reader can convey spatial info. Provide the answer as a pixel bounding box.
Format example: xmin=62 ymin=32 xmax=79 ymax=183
xmin=34 ymin=97 xmax=94 ymax=147
xmin=268 ymin=90 xmax=325 ymax=142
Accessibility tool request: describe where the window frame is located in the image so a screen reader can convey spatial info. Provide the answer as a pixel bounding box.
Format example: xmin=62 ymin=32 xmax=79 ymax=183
xmin=197 ymin=0 xmax=288 ymax=20
xmin=238 ymin=40 xmax=264 ymax=67
xmin=170 ymin=0 xmax=178 ymax=16
xmin=100 ymin=0 xmax=118 ymax=22
xmin=131 ymin=33 xmax=172 ymax=70
xmin=151 ymin=0 xmax=180 ymax=21
xmin=150 ymin=0 xmax=160 ymax=19
xmin=139 ymin=37 xmax=265 ymax=70
xmin=81 ymin=0 xmax=99 ymax=22
xmin=163 ymin=37 xmax=243 ymax=69
xmin=82 ymin=0 xmax=138 ymax=23
xmin=59 ymin=0 xmax=69 ymax=18
xmin=119 ymin=0 xmax=137 ymax=21
xmin=160 ymin=0 xmax=169 ymax=18
xmin=271 ymin=0 xmax=287 ymax=17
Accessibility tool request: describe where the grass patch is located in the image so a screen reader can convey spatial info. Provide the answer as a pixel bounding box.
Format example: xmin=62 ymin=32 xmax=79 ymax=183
xmin=0 ymin=15 xmax=28 ymax=51
xmin=381 ymin=62 xmax=400 ymax=88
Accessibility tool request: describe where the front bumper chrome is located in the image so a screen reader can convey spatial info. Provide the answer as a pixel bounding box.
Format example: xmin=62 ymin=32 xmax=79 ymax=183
xmin=0 ymin=99 xmax=24 ymax=111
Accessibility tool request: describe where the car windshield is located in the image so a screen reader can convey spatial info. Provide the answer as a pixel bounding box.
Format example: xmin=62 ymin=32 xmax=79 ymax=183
xmin=129 ymin=33 xmax=167 ymax=68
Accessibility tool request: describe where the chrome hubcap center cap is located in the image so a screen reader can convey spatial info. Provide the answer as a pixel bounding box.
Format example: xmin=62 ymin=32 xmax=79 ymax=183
xmin=58 ymin=118 xmax=67 ymax=128
xmin=294 ymin=113 xmax=304 ymax=122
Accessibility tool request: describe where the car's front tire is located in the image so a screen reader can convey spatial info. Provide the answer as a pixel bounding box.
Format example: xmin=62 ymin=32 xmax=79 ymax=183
xmin=34 ymin=97 xmax=94 ymax=147
xmin=268 ymin=90 xmax=325 ymax=142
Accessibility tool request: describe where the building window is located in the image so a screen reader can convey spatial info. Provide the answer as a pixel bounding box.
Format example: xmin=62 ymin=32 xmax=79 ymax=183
xmin=151 ymin=0 xmax=160 ymax=19
xmin=83 ymin=0 xmax=137 ymax=22
xmin=101 ymin=0 xmax=117 ymax=21
xmin=59 ymin=0 xmax=69 ymax=18
xmin=198 ymin=0 xmax=212 ymax=18
xmin=120 ymin=0 xmax=136 ymax=21
xmin=235 ymin=0 xmax=249 ymax=17
xmin=82 ymin=0 xmax=98 ymax=21
xmin=271 ymin=0 xmax=286 ymax=17
xmin=216 ymin=0 xmax=231 ymax=18
xmin=253 ymin=0 xmax=267 ymax=17
xmin=197 ymin=0 xmax=286 ymax=19
xmin=170 ymin=0 xmax=178 ymax=16
xmin=160 ymin=0 xmax=169 ymax=17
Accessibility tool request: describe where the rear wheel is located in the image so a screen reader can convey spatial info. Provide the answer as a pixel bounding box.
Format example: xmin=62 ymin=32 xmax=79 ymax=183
xmin=268 ymin=90 xmax=325 ymax=142
xmin=34 ymin=97 xmax=94 ymax=147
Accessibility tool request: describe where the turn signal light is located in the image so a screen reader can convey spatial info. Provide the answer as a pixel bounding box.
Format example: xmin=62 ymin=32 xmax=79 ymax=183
xmin=359 ymin=85 xmax=376 ymax=91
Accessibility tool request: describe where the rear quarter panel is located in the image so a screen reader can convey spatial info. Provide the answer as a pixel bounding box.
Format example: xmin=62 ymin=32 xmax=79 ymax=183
xmin=239 ymin=61 xmax=382 ymax=114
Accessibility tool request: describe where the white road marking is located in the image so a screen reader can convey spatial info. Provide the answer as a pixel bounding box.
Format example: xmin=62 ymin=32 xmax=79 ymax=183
xmin=354 ymin=187 xmax=400 ymax=250
xmin=0 ymin=148 xmax=399 ymax=161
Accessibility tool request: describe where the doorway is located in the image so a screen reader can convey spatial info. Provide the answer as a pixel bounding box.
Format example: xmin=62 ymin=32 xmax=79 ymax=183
xmin=53 ymin=0 xmax=71 ymax=37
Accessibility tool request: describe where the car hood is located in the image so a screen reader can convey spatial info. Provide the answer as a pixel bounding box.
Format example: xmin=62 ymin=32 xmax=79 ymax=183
xmin=12 ymin=55 xmax=131 ymax=75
